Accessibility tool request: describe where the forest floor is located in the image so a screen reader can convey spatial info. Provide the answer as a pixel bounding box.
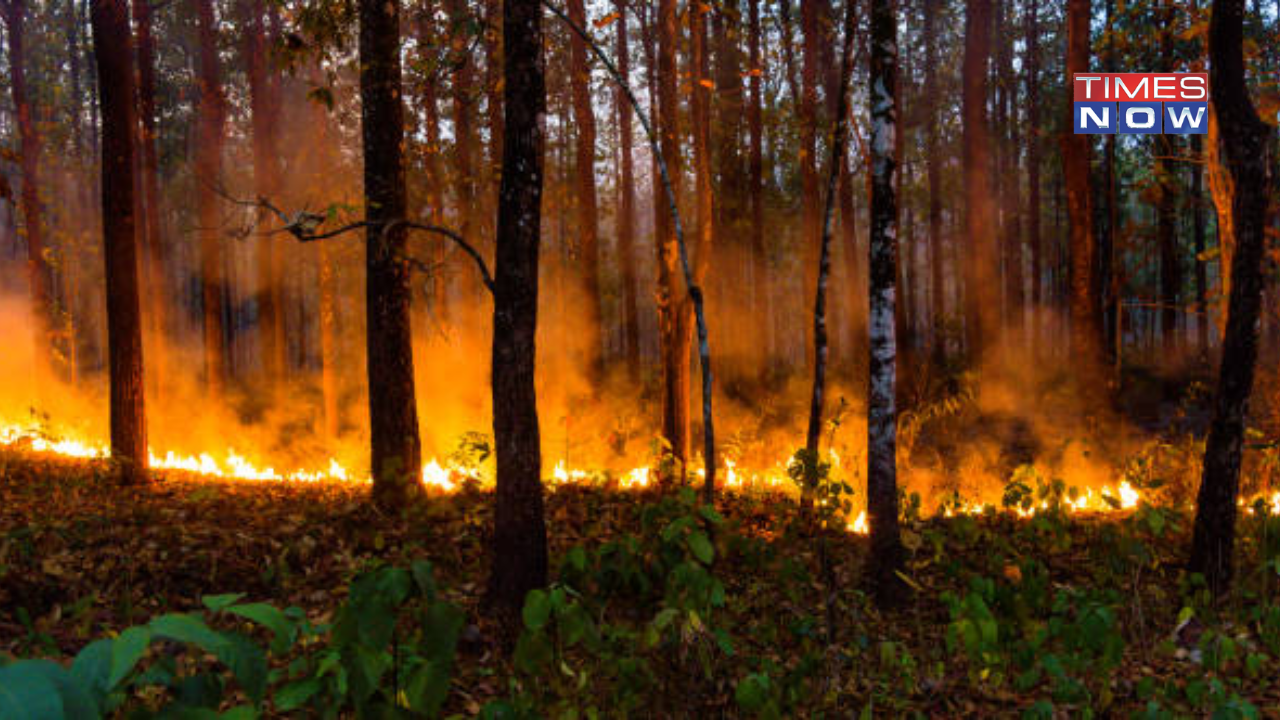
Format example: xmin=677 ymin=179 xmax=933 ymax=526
xmin=2 ymin=445 xmax=1280 ymax=717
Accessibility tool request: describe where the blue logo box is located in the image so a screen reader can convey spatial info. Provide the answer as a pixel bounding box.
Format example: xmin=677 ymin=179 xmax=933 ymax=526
xmin=1073 ymin=101 xmax=1207 ymax=135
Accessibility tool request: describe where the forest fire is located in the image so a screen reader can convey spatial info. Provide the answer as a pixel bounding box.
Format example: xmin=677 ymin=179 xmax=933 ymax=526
xmin=0 ymin=415 xmax=1197 ymax=534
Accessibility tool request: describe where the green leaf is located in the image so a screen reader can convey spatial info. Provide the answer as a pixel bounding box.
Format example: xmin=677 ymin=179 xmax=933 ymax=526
xmin=273 ymin=678 xmax=321 ymax=711
xmin=523 ymin=589 xmax=551 ymax=632
xmin=688 ymin=531 xmax=715 ymax=564
xmin=405 ymin=659 xmax=451 ymax=715
xmin=215 ymin=632 xmax=269 ymax=705
xmin=69 ymin=638 xmax=113 ymax=701
xmin=150 ymin=614 xmax=226 ymax=653
xmin=110 ymin=626 xmax=153 ymax=687
xmin=0 ymin=660 xmax=97 ymax=720
xmin=224 ymin=603 xmax=295 ymax=655
xmin=202 ymin=594 xmax=247 ymax=613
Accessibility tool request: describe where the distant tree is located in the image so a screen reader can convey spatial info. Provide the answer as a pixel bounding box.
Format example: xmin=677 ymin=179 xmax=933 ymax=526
xmin=358 ymin=0 xmax=423 ymax=509
xmin=614 ymin=0 xmax=641 ymax=379
xmin=923 ymin=0 xmax=944 ymax=360
xmin=1024 ymin=0 xmax=1042 ymax=350
xmin=486 ymin=0 xmax=549 ymax=626
xmin=962 ymin=0 xmax=996 ymax=362
xmin=132 ymin=0 xmax=166 ymax=395
xmin=1062 ymin=0 xmax=1103 ymax=379
xmin=195 ymin=0 xmax=228 ymax=396
xmin=747 ymin=0 xmax=770 ymax=369
xmin=567 ymin=0 xmax=603 ymax=381
xmin=867 ymin=0 xmax=905 ymax=606
xmin=243 ymin=0 xmax=285 ymax=384
xmin=91 ymin=0 xmax=148 ymax=482
xmin=1189 ymin=0 xmax=1273 ymax=594
xmin=2 ymin=0 xmax=57 ymax=380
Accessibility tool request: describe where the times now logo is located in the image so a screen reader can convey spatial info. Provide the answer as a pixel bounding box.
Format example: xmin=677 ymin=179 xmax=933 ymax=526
xmin=1073 ymin=73 xmax=1208 ymax=135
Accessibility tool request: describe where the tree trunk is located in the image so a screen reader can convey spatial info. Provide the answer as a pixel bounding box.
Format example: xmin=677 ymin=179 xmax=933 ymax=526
xmin=962 ymin=0 xmax=996 ymax=362
xmin=656 ymin=0 xmax=689 ymax=472
xmin=924 ymin=0 xmax=944 ymax=359
xmin=799 ymin=0 xmax=820 ymax=370
xmin=567 ymin=0 xmax=603 ymax=381
xmin=1157 ymin=0 xmax=1180 ymax=351
xmin=486 ymin=0 xmax=548 ymax=626
xmin=1063 ymin=0 xmax=1103 ymax=378
xmin=867 ymin=0 xmax=904 ymax=606
xmin=747 ymin=0 xmax=770 ymax=373
xmin=92 ymin=0 xmax=148 ymax=482
xmin=614 ymin=0 xmax=640 ymax=379
xmin=195 ymin=0 xmax=228 ymax=396
xmin=686 ymin=0 xmax=713 ymax=478
xmin=803 ymin=0 xmax=855 ymax=517
xmin=1189 ymin=0 xmax=1272 ymax=595
xmin=1192 ymin=133 xmax=1209 ymax=352
xmin=244 ymin=0 xmax=285 ymax=384
xmin=3 ymin=0 xmax=57 ymax=381
xmin=1025 ymin=0 xmax=1041 ymax=332
xmin=997 ymin=0 xmax=1022 ymax=336
xmin=446 ymin=0 xmax=478 ymax=298
xmin=131 ymin=0 xmax=166 ymax=396
xmin=359 ymin=0 xmax=423 ymax=509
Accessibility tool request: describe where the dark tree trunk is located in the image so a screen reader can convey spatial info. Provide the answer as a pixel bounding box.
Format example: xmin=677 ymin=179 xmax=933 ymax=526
xmin=1189 ymin=0 xmax=1273 ymax=595
xmin=867 ymin=0 xmax=904 ymax=606
xmin=195 ymin=0 xmax=228 ymax=396
xmin=615 ymin=0 xmax=640 ymax=379
xmin=567 ymin=0 xmax=603 ymax=380
xmin=962 ymin=0 xmax=996 ymax=362
xmin=1192 ymin=133 xmax=1209 ymax=353
xmin=997 ymin=0 xmax=1022 ymax=335
xmin=686 ymin=0 xmax=713 ymax=485
xmin=1156 ymin=0 xmax=1180 ymax=350
xmin=1063 ymin=0 xmax=1103 ymax=378
xmin=359 ymin=0 xmax=423 ymax=509
xmin=3 ymin=0 xmax=57 ymax=378
xmin=91 ymin=0 xmax=148 ymax=482
xmin=486 ymin=0 xmax=548 ymax=626
xmin=244 ymin=0 xmax=285 ymax=384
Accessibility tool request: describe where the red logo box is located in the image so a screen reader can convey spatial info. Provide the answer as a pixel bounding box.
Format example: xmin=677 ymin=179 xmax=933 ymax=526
xmin=1073 ymin=73 xmax=1208 ymax=102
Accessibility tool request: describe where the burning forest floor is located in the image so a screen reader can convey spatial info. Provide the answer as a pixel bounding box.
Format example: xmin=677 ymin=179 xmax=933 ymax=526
xmin=3 ymin=444 xmax=1280 ymax=716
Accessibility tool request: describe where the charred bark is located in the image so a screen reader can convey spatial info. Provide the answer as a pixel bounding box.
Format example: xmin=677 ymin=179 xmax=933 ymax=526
xmin=92 ymin=0 xmax=148 ymax=482
xmin=1189 ymin=0 xmax=1272 ymax=594
xmin=359 ymin=0 xmax=423 ymax=508
xmin=486 ymin=0 xmax=549 ymax=627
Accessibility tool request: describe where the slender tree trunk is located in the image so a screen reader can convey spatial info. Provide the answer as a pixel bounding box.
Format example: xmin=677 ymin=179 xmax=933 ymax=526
xmin=867 ymin=0 xmax=904 ymax=606
xmin=924 ymin=0 xmax=944 ymax=359
xmin=486 ymin=0 xmax=548 ymax=626
xmin=685 ymin=0 xmax=714 ymax=479
xmin=195 ymin=0 xmax=228 ymax=396
xmin=3 ymin=0 xmax=57 ymax=380
xmin=615 ymin=0 xmax=640 ymax=379
xmin=92 ymin=0 xmax=148 ymax=482
xmin=656 ymin=0 xmax=689 ymax=472
xmin=1192 ymin=133 xmax=1209 ymax=352
xmin=447 ymin=0 xmax=478 ymax=298
xmin=483 ymin=0 xmax=503 ymax=242
xmin=962 ymin=0 xmax=996 ymax=362
xmin=803 ymin=0 xmax=855 ymax=516
xmin=800 ymin=0 xmax=820 ymax=370
xmin=748 ymin=0 xmax=769 ymax=374
xmin=359 ymin=0 xmax=423 ymax=508
xmin=1063 ymin=0 xmax=1103 ymax=378
xmin=1190 ymin=0 xmax=1273 ymax=594
xmin=1025 ymin=0 xmax=1041 ymax=334
xmin=567 ymin=0 xmax=603 ymax=380
xmin=1157 ymin=0 xmax=1180 ymax=351
xmin=997 ymin=0 xmax=1022 ymax=337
